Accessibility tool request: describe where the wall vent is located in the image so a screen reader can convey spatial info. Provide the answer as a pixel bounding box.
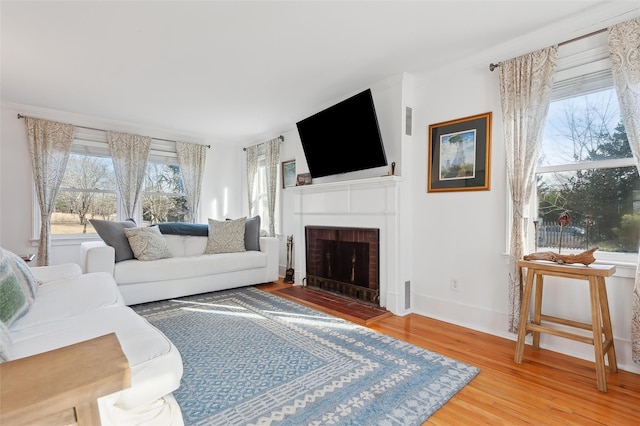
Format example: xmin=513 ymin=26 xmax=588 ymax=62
xmin=404 ymin=280 xmax=411 ymax=310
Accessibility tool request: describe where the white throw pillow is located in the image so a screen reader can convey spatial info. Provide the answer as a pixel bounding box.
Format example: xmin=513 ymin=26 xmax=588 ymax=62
xmin=124 ymin=227 xmax=173 ymax=261
xmin=206 ymin=218 xmax=246 ymax=254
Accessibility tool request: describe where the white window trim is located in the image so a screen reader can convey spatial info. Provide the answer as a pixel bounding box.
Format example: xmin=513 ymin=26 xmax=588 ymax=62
xmin=537 ymin=157 xmax=636 ymax=174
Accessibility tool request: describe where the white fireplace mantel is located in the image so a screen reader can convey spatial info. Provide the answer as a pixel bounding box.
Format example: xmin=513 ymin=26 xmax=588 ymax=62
xmin=291 ymin=176 xmax=406 ymax=315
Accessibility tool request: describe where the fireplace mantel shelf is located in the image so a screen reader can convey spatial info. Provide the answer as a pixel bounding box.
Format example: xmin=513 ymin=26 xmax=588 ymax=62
xmin=288 ymin=175 xmax=402 ymax=193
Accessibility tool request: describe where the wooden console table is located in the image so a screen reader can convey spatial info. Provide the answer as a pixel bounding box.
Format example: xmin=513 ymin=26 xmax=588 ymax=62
xmin=0 ymin=333 xmax=131 ymax=425
xmin=514 ymin=260 xmax=617 ymax=392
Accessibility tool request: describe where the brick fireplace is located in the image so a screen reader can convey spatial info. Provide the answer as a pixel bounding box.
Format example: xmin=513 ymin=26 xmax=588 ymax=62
xmin=305 ymin=226 xmax=380 ymax=305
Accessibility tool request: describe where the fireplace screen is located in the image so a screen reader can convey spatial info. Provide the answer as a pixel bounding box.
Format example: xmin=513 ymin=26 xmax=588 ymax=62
xmin=305 ymin=226 xmax=379 ymax=305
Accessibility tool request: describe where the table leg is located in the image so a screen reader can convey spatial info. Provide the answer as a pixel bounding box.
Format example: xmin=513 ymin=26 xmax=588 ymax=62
xmin=75 ymin=400 xmax=101 ymax=425
xmin=532 ymin=274 xmax=543 ymax=350
xmin=515 ymin=268 xmax=535 ymax=364
xmin=596 ymin=277 xmax=617 ymax=372
xmin=589 ymin=276 xmax=607 ymax=392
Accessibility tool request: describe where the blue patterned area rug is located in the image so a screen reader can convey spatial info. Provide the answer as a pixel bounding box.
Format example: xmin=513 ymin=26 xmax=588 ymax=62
xmin=132 ymin=287 xmax=479 ymax=425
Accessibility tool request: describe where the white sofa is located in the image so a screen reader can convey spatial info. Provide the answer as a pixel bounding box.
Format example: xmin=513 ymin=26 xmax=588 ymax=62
xmin=0 ymin=250 xmax=184 ymax=425
xmin=81 ymin=235 xmax=279 ymax=305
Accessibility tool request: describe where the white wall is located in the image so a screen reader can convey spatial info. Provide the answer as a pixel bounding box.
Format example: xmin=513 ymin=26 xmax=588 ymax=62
xmin=0 ymin=102 xmax=243 ymax=265
xmin=277 ymin=6 xmax=640 ymax=374
xmin=404 ymin=12 xmax=640 ymax=374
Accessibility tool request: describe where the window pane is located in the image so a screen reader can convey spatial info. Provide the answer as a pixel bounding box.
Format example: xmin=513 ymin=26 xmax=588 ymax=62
xmin=52 ymin=192 xmax=117 ymax=234
xmin=61 ymin=154 xmax=115 ymax=190
xmin=142 ymin=162 xmax=186 ymax=225
xmin=142 ymin=195 xmax=187 ymax=225
xmin=537 ymin=167 xmax=640 ymax=253
xmin=537 ymin=85 xmax=638 ymax=254
xmin=143 ymin=163 xmax=184 ymax=194
xmin=54 ymin=153 xmax=117 ymax=235
xmin=539 ymin=89 xmax=623 ymax=167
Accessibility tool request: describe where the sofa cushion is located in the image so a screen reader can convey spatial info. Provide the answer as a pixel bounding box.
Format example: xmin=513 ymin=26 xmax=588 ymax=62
xmin=183 ymin=236 xmax=208 ymax=257
xmin=115 ymin=251 xmax=268 ymax=285
xmin=163 ymin=235 xmax=208 ymax=258
xmin=9 ymin=306 xmax=182 ymax=409
xmin=125 ymin=227 xmax=173 ymax=261
xmin=206 ymin=217 xmax=246 ymax=254
xmin=163 ymin=235 xmax=186 ymax=257
xmin=91 ymin=219 xmax=137 ymax=262
xmin=9 ymin=272 xmax=124 ymax=331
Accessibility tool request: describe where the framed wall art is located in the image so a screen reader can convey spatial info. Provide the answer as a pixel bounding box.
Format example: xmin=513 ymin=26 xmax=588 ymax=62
xmin=282 ymin=159 xmax=296 ymax=188
xmin=427 ymin=112 xmax=492 ymax=193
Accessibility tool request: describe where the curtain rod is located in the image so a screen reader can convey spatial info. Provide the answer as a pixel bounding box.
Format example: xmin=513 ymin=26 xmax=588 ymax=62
xmin=17 ymin=113 xmax=210 ymax=148
xmin=242 ymin=135 xmax=285 ymax=151
xmin=489 ymin=27 xmax=608 ymax=71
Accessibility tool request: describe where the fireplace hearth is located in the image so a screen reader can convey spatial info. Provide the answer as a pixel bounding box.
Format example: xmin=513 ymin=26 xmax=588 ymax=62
xmin=305 ymin=226 xmax=379 ymax=305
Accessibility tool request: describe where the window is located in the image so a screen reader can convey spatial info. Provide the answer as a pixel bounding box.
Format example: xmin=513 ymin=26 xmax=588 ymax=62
xmin=49 ymin=128 xmax=185 ymax=236
xmin=535 ymin=36 xmax=639 ymax=255
xmin=142 ymin=162 xmax=187 ymax=226
xmin=53 ymin=153 xmax=117 ymax=235
xmin=249 ymin=148 xmax=280 ymax=235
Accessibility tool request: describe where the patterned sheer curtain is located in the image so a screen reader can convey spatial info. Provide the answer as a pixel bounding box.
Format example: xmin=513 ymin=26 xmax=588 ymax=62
xmin=24 ymin=117 xmax=75 ymax=266
xmin=245 ymin=145 xmax=258 ymax=216
xmin=176 ymin=141 xmax=208 ymax=223
xmin=608 ymin=16 xmax=640 ymax=364
xmin=107 ymin=131 xmax=151 ymax=220
xmin=265 ymin=138 xmax=280 ymax=237
xmin=499 ymin=46 xmax=558 ymax=333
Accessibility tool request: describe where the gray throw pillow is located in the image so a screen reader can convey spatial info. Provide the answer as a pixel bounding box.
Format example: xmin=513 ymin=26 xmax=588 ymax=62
xmin=90 ymin=219 xmax=137 ymax=262
xmin=244 ymin=216 xmax=261 ymax=251
xmin=206 ymin=218 xmax=246 ymax=254
xmin=124 ymin=227 xmax=173 ymax=261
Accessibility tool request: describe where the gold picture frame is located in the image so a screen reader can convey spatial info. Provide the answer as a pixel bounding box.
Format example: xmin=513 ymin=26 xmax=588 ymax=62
xmin=427 ymin=112 xmax=492 ymax=192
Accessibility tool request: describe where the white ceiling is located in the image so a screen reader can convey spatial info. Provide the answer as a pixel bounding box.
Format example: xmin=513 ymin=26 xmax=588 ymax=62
xmin=1 ymin=1 xmax=637 ymax=146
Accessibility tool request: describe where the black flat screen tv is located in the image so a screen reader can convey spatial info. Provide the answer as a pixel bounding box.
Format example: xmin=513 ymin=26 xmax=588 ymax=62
xmin=296 ymin=89 xmax=387 ymax=178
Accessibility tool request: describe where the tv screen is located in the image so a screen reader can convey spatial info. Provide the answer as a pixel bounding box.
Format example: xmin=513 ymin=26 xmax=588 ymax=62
xmin=296 ymin=89 xmax=387 ymax=178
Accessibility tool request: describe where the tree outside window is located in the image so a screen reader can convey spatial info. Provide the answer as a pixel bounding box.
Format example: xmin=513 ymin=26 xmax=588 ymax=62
xmin=537 ymin=88 xmax=639 ymax=253
xmin=142 ymin=162 xmax=187 ymax=225
xmin=53 ymin=154 xmax=116 ymax=234
xmin=52 ymin=154 xmax=187 ymax=234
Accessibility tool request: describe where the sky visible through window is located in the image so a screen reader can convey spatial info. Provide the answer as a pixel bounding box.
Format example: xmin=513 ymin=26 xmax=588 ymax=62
xmin=540 ymin=88 xmax=621 ymax=167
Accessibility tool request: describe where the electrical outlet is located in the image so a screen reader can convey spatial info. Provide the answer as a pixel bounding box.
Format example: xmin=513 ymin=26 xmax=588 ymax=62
xmin=450 ymin=278 xmax=460 ymax=292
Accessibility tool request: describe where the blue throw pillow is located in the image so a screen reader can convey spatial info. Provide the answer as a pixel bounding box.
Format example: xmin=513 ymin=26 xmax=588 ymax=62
xmin=153 ymin=222 xmax=209 ymax=236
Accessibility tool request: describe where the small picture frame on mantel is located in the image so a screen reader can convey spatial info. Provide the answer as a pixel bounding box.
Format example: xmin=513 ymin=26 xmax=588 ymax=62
xmin=296 ymin=173 xmax=312 ymax=186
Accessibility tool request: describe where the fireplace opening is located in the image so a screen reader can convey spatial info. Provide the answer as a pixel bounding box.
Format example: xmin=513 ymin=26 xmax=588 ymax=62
xmin=305 ymin=226 xmax=379 ymax=305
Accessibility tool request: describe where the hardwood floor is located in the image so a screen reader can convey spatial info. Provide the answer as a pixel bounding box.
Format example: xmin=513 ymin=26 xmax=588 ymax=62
xmin=257 ymin=281 xmax=640 ymax=425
